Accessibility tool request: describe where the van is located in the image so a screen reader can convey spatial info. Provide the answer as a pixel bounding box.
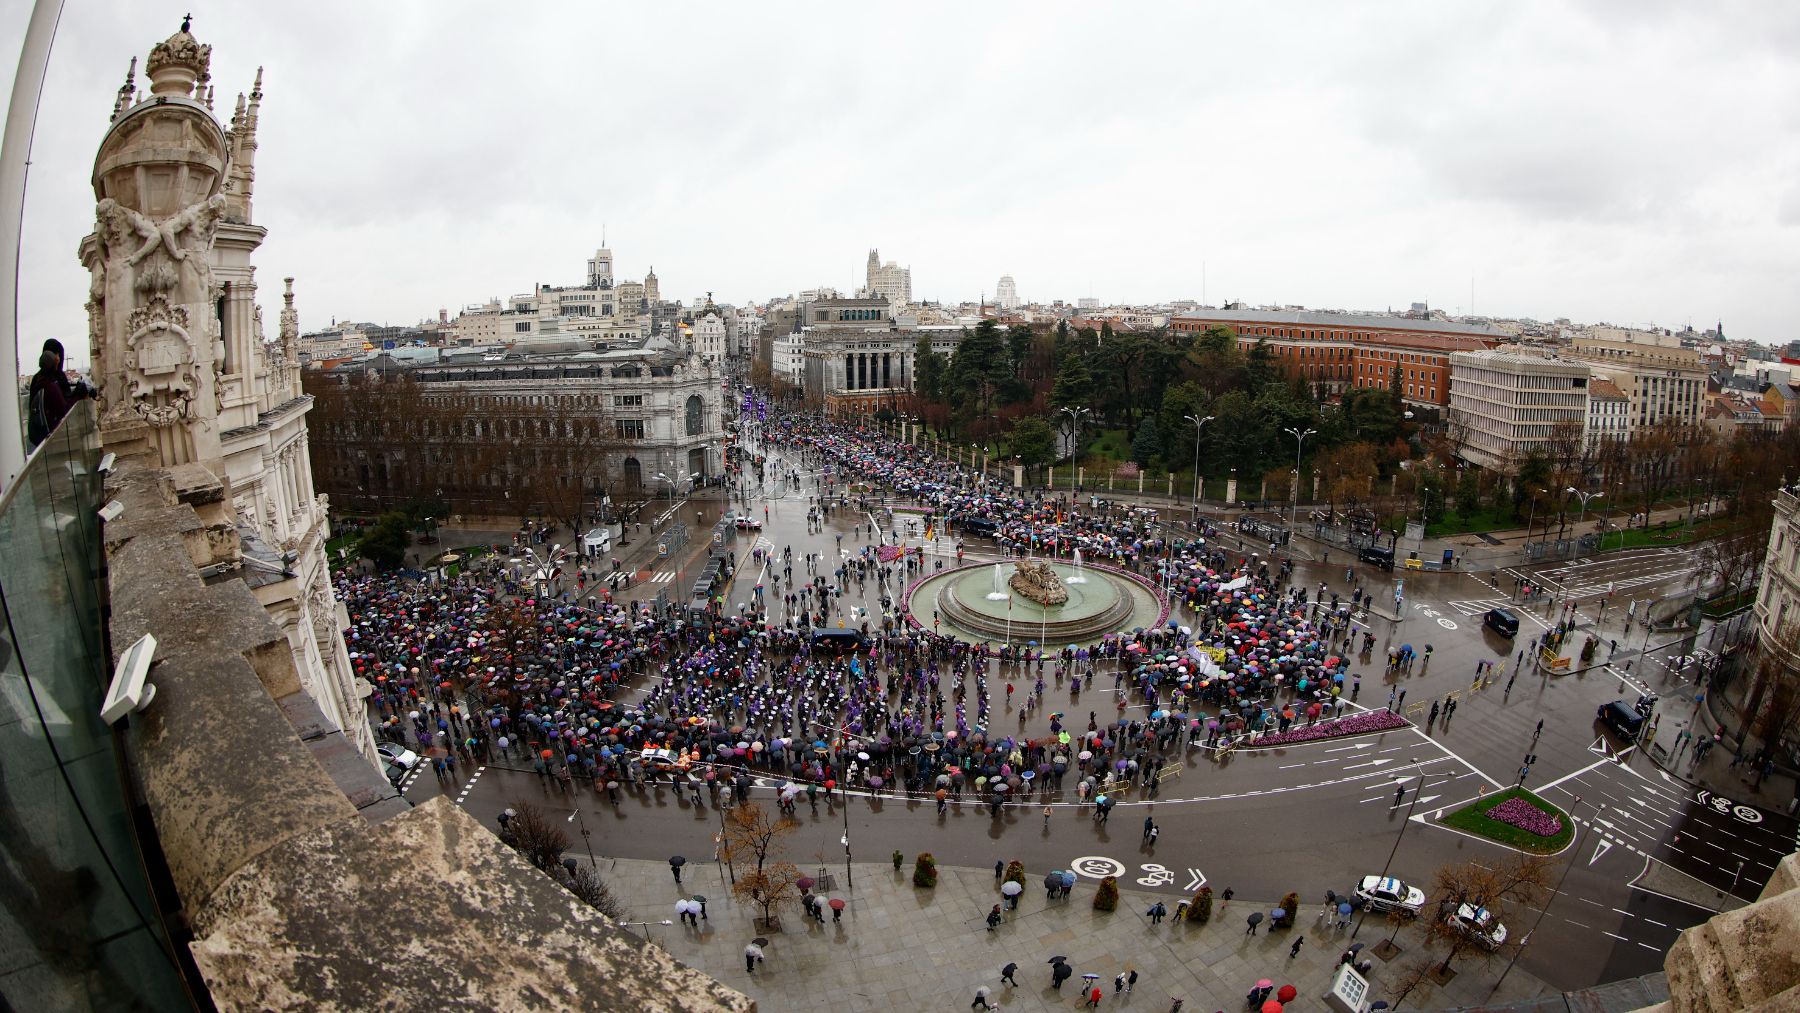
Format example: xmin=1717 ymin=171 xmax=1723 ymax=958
xmin=1358 ymin=546 xmax=1395 ymax=570
xmin=1483 ymin=608 xmax=1520 ymax=638
xmin=811 ymin=629 xmax=865 ymax=654
xmin=958 ymin=517 xmax=1001 ymax=539
xmin=1596 ymin=700 xmax=1645 ymax=741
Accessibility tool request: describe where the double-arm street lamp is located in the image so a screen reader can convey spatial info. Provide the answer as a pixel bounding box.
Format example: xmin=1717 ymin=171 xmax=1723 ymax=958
xmin=1184 ymin=414 xmax=1215 ymax=510
xmin=1059 ymin=406 xmax=1093 ymax=484
xmin=1282 ymin=427 xmax=1316 ymax=534
xmin=1567 ymin=487 xmax=1603 ymax=539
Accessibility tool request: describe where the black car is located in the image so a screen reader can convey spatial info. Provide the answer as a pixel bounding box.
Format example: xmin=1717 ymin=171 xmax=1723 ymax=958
xmin=1596 ymin=700 xmax=1645 ymax=741
xmin=1483 ymin=608 xmax=1520 ymax=638
xmin=811 ymin=629 xmax=865 ymax=654
xmin=958 ymin=517 xmax=1001 ymax=538
xmin=1358 ymin=546 xmax=1395 ymax=570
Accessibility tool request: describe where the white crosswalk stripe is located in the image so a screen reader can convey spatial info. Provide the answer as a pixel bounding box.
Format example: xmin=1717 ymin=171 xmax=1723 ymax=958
xmin=647 ymin=571 xmax=676 ymax=584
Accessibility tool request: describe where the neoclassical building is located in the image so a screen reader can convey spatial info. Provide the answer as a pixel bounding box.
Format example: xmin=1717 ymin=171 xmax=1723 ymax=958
xmin=81 ymin=22 xmax=373 ymax=761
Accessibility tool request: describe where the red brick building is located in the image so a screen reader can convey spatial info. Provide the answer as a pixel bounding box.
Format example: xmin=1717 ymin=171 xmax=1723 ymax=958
xmin=1170 ymin=309 xmax=1503 ymax=408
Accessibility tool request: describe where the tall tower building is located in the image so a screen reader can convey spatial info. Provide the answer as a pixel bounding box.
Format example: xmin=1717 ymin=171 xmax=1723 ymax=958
xmin=79 ymin=19 xmax=374 ymax=762
xmin=864 ymin=247 xmax=911 ymax=309
xmin=995 ymin=275 xmax=1019 ymax=310
xmin=587 ymin=247 xmax=614 ymax=288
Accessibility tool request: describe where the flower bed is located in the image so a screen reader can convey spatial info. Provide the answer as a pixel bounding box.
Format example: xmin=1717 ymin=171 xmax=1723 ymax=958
xmin=1440 ymin=787 xmax=1575 ymax=854
xmin=1241 ymin=708 xmax=1409 ymax=748
xmin=1487 ymin=797 xmax=1563 ymax=837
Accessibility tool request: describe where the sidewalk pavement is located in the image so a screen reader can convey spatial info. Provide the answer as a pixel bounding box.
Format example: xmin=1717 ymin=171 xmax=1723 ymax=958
xmin=598 ymin=857 xmax=1558 ymax=1012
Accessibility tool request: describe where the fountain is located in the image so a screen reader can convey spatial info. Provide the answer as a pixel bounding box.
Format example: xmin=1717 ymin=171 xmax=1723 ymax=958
xmin=1066 ymin=548 xmax=1089 ymax=584
xmin=909 ymin=558 xmax=1164 ymax=647
xmin=985 ymin=563 xmax=1011 ymax=601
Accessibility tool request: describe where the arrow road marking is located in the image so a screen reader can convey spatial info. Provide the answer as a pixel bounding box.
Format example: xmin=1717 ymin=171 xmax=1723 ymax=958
xmin=1343 ymin=758 xmax=1395 ymax=770
xmin=1325 ymin=742 xmax=1377 ymax=753
xmin=1185 ymin=868 xmax=1207 ymax=891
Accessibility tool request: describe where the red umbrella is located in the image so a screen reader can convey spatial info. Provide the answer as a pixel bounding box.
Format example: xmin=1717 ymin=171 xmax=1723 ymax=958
xmin=541 ymin=749 xmax=554 ymax=759
xmin=1276 ymin=985 xmax=1297 ymax=1003
xmin=1261 ymin=1003 xmax=1283 ymax=1013
xmin=828 ymin=898 xmax=846 ymax=911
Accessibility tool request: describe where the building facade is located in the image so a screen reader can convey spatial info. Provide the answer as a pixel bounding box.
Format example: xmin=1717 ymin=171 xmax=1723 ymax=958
xmin=1564 ymin=334 xmax=1706 ymax=432
xmin=81 ymin=23 xmax=373 ymax=761
xmin=865 ymin=248 xmax=911 ymax=308
xmin=1447 ymin=350 xmax=1591 ymax=471
xmin=1171 ymin=309 xmax=1502 ymax=407
xmin=995 ymin=275 xmax=1019 ymax=310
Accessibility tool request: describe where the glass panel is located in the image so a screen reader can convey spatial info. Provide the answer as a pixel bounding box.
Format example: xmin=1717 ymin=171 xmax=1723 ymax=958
xmin=0 ymin=402 xmax=191 ymax=1009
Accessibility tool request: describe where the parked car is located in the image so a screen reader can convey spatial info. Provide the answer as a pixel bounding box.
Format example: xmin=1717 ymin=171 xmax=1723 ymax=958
xmin=377 ymin=741 xmax=420 ymax=770
xmin=735 ymin=516 xmax=763 ymax=531
xmin=637 ymin=747 xmax=683 ymax=770
xmin=1355 ymin=875 xmax=1426 ymax=915
xmin=1483 ymin=607 xmax=1520 ymax=638
xmin=381 ymin=760 xmax=407 ymax=788
xmin=1445 ymin=903 xmax=1508 ymax=950
xmin=1596 ymin=700 xmax=1646 ymax=742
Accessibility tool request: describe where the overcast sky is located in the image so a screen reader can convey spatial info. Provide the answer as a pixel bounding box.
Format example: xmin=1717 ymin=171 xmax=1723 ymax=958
xmin=8 ymin=1 xmax=1800 ymax=365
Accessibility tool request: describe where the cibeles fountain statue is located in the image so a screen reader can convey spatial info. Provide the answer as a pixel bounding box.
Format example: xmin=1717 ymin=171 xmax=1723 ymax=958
xmin=1009 ymin=559 xmax=1069 ymax=607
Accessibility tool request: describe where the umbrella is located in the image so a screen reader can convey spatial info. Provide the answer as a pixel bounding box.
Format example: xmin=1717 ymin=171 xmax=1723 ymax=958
xmin=752 ymin=936 xmax=770 ymax=946
xmin=1081 ymin=973 xmax=1101 ymax=982
xmin=1271 ymin=907 xmax=1286 ymax=921
xmin=1261 ymin=1003 xmax=1284 ymax=1013
xmin=670 ymin=855 xmax=687 ymax=868
xmin=1001 ymin=881 xmax=1023 ymax=896
xmin=674 ymin=900 xmax=691 ymax=915
xmin=1257 ymin=979 xmax=1274 ymax=989
xmin=1059 ymin=872 xmax=1075 ymax=887
xmin=798 ymin=877 xmax=815 ymax=892
xmin=828 ymin=897 xmax=846 ymax=911
xmin=1277 ymin=985 xmax=1298 ymax=1002
xmin=1247 ymin=913 xmax=1264 ymax=927
xmin=1338 ymin=902 xmax=1353 ymax=916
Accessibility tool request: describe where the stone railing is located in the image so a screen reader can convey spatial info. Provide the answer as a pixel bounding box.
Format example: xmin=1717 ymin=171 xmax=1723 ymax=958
xmin=1638 ymin=851 xmax=1800 ymax=1012
xmin=102 ymin=454 xmax=752 ymax=1012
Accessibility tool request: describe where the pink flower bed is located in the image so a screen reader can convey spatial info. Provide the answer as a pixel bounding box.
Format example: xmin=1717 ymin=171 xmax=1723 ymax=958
xmin=1487 ymin=797 xmax=1563 ymax=837
xmin=1246 ymin=708 xmax=1409 ymax=747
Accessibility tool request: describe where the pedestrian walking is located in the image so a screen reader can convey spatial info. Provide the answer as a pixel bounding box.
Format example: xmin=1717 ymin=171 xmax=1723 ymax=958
xmin=1290 ymin=935 xmax=1306 ymax=958
xmin=1115 ymin=972 xmax=1127 ymax=995
xmin=1128 ymin=969 xmax=1138 ymax=992
xmin=1148 ymin=825 xmax=1160 ymax=846
xmin=1052 ymin=961 xmax=1073 ymax=990
xmin=1001 ymin=962 xmax=1019 ymax=986
xmin=743 ymin=943 xmax=763 ymax=972
xmin=971 ymin=986 xmax=994 ymax=1010
xmin=1085 ymin=985 xmax=1104 ymax=1008
xmin=986 ymin=904 xmax=1003 ymax=931
xmin=995 ymin=859 xmax=1004 ymax=880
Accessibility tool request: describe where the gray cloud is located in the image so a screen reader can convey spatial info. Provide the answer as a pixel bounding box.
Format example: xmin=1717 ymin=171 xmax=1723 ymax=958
xmin=8 ymin=0 xmax=1800 ymax=365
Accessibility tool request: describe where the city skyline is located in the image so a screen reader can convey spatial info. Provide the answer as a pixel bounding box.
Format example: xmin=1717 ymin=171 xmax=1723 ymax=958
xmin=8 ymin=2 xmax=1800 ymax=364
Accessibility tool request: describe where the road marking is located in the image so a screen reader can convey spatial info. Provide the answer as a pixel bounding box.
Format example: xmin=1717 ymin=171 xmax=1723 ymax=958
xmin=454 ymin=765 xmax=487 ymax=806
xmin=1603 ymin=931 xmax=1629 ymax=942
xmin=1325 ymin=743 xmax=1376 ymax=753
xmin=1184 ymin=868 xmax=1206 ymax=891
xmin=1343 ymin=758 xmax=1395 ymax=771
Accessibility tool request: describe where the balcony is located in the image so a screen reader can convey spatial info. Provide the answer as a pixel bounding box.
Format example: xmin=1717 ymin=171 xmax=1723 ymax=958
xmin=1 ymin=402 xmax=750 ymax=1011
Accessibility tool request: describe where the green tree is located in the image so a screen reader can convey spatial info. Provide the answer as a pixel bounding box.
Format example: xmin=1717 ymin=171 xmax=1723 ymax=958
xmin=357 ymin=511 xmax=411 ymax=570
xmin=1050 ymin=353 xmax=1095 ymax=410
xmin=1130 ymin=415 xmax=1162 ymax=467
xmin=1009 ymin=416 xmax=1058 ymax=477
xmin=914 ymin=332 xmax=946 ymax=403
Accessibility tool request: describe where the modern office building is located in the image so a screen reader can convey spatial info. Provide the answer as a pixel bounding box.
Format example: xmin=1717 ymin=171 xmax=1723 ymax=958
xmin=1447 ymin=349 xmax=1591 ymax=470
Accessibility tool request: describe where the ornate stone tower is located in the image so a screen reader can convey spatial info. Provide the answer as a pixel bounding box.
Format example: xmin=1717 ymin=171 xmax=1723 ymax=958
xmin=80 ymin=20 xmax=375 ymax=763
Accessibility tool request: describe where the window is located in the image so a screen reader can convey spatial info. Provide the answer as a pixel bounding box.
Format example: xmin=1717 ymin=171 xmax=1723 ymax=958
xmin=614 ymin=394 xmax=643 ymax=408
xmin=514 ymin=322 xmax=531 ymax=333
xmin=685 ymin=395 xmax=704 ymax=437
xmin=615 ymin=419 xmax=646 ymax=439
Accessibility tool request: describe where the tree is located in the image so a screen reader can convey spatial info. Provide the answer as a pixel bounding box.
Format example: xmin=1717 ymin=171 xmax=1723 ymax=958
xmin=357 ymin=511 xmax=411 ymax=570
xmin=561 ymin=861 xmax=626 ymax=920
xmin=1009 ymin=416 xmax=1057 ymax=477
xmin=1129 ymin=416 xmax=1161 ymax=467
xmin=1050 ymin=353 xmax=1095 ymax=410
xmin=723 ymin=802 xmax=802 ymax=929
xmin=500 ymin=799 xmax=569 ymax=873
xmin=1421 ymin=854 xmax=1551 ymax=976
xmin=913 ymin=332 xmax=946 ymax=403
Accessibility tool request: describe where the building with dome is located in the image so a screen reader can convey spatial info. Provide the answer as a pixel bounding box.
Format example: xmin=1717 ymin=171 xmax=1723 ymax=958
xmin=80 ymin=20 xmax=373 ymax=761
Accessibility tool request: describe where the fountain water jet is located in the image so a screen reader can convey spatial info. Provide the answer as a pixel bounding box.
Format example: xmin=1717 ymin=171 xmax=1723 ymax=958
xmin=1066 ymin=548 xmax=1089 ymax=584
xmin=985 ymin=563 xmax=1011 ymax=601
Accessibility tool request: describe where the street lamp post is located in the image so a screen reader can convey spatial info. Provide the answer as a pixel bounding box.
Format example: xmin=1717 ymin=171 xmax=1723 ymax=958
xmin=1281 ymin=427 xmax=1316 ymax=536
xmin=1184 ymin=414 xmax=1215 ymax=511
xmin=1567 ymin=487 xmax=1603 ymax=546
xmin=1489 ymin=797 xmax=1604 ymax=998
xmin=1059 ymin=406 xmax=1092 ymax=486
xmin=1356 ymin=757 xmax=1424 ymax=940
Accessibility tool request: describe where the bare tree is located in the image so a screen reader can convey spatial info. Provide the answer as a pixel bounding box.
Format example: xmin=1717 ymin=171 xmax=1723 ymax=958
xmin=723 ymin=802 xmax=802 ymax=929
xmin=1421 ymin=854 xmax=1551 ymax=977
xmin=501 ymin=799 xmax=570 ymax=873
xmin=561 ymin=862 xmax=627 ymax=920
xmin=1385 ymin=957 xmax=1439 ymax=1010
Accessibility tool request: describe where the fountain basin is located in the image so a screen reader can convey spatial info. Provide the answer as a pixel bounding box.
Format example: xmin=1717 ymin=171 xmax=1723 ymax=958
xmin=901 ymin=560 xmax=1169 ymax=646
